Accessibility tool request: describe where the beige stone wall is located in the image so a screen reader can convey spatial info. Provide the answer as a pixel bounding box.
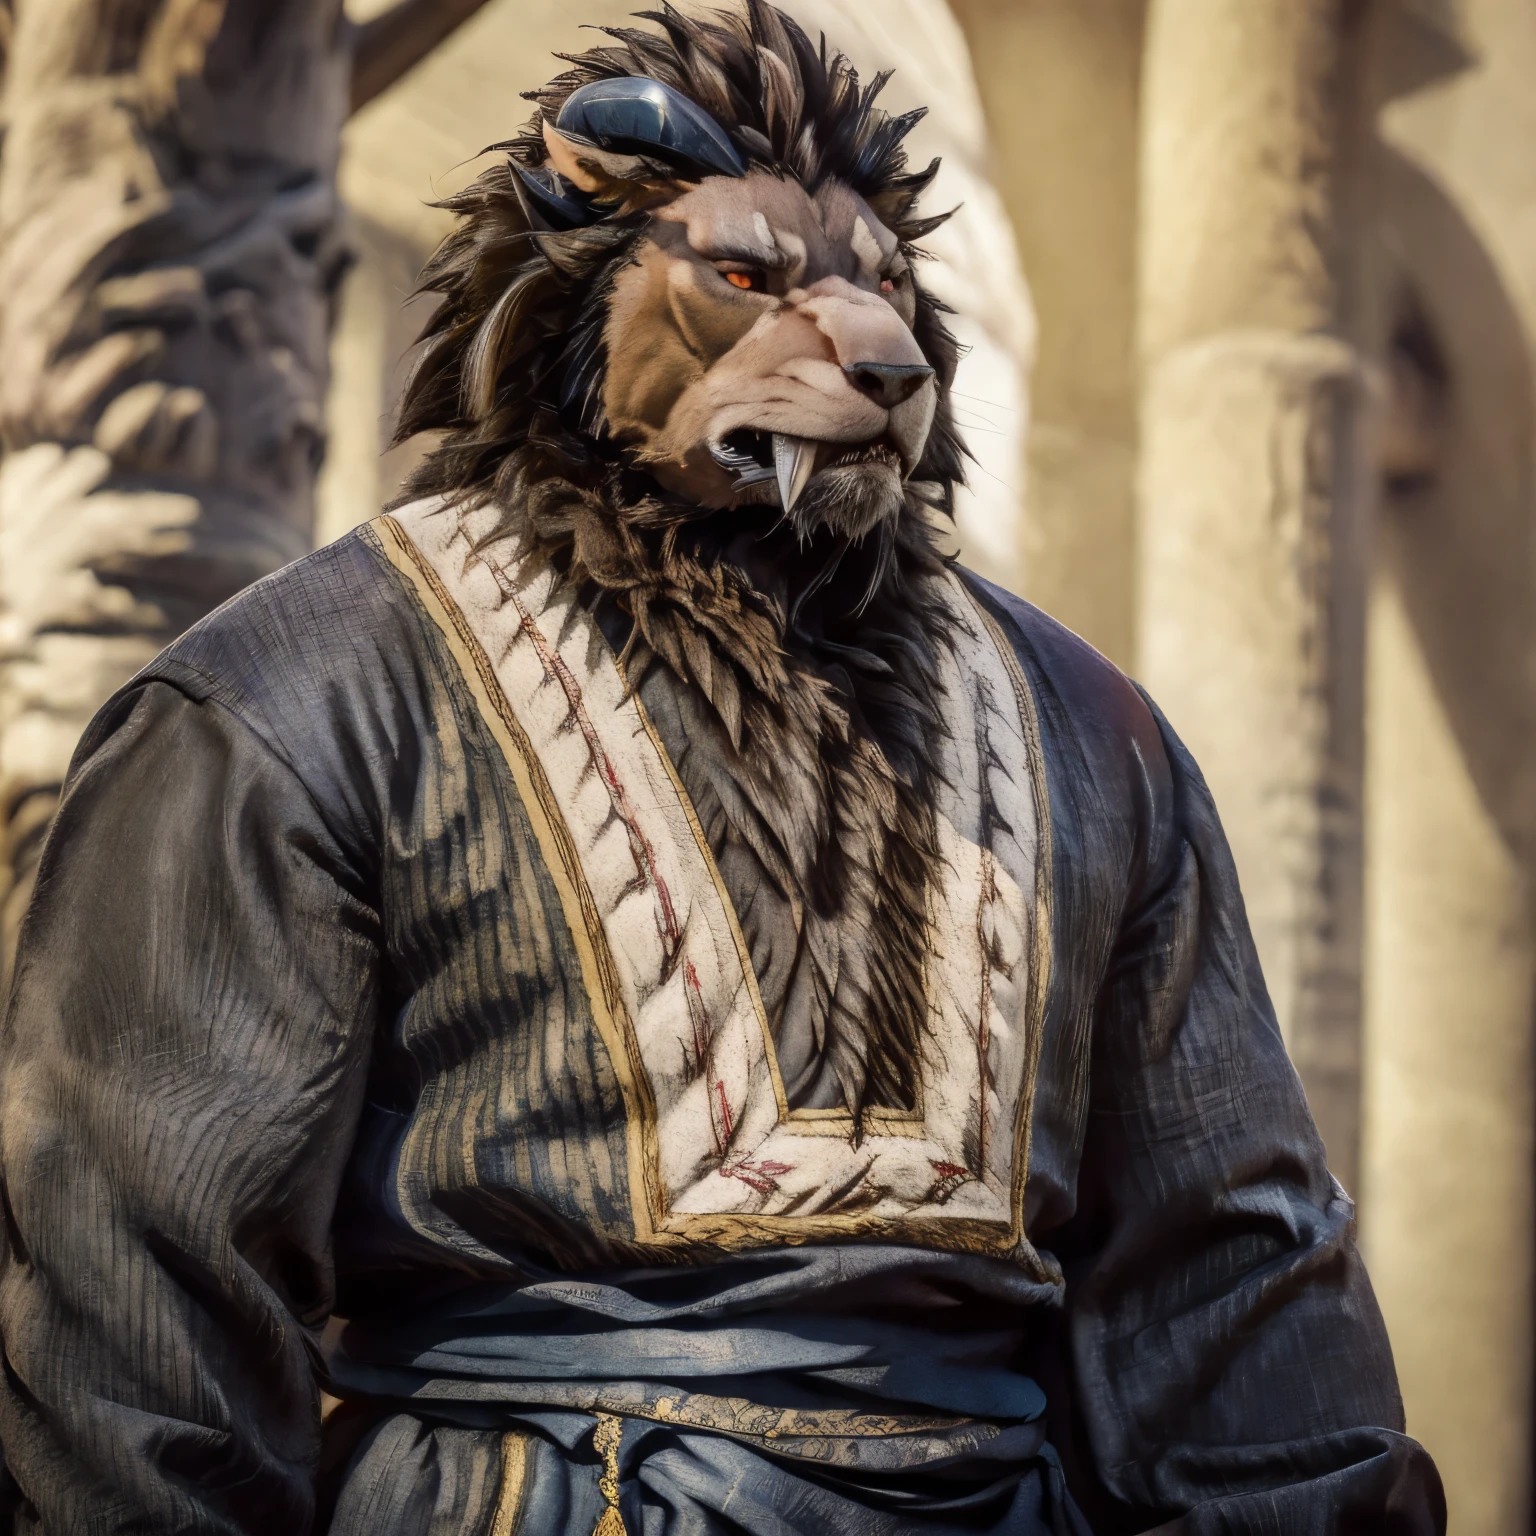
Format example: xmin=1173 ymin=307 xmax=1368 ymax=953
xmin=1365 ymin=570 xmax=1533 ymax=1536
xmin=313 ymin=213 xmax=427 ymax=544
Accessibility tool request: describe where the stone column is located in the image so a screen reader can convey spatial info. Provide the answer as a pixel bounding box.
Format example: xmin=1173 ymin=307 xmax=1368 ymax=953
xmin=0 ymin=0 xmax=491 ymax=963
xmin=1360 ymin=3 xmax=1536 ymax=1522
xmin=1363 ymin=559 xmax=1533 ymax=1536
xmin=1135 ymin=0 xmax=1379 ymax=1190
xmin=0 ymin=0 xmax=353 ymax=955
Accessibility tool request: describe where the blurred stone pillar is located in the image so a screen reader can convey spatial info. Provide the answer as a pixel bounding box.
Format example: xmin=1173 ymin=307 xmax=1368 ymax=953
xmin=1364 ymin=561 xmax=1533 ymax=1536
xmin=0 ymin=0 xmax=352 ymax=956
xmin=0 ymin=0 xmax=490 ymax=965
xmin=1136 ymin=0 xmax=1381 ymax=1188
xmin=1360 ymin=4 xmax=1536 ymax=1525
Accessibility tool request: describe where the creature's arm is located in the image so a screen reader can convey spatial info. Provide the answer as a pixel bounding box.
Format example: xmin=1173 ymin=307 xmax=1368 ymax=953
xmin=1057 ymin=698 xmax=1445 ymax=1535
xmin=0 ymin=681 xmax=379 ymax=1535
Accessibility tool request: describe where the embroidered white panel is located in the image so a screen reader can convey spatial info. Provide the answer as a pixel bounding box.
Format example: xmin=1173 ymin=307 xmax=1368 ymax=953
xmin=385 ymin=499 xmax=1045 ymax=1244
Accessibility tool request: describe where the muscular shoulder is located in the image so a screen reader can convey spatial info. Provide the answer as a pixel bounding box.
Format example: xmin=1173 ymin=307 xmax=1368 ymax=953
xmin=139 ymin=525 xmax=419 ymax=728
xmin=72 ymin=524 xmax=442 ymax=862
xmin=959 ymin=571 xmax=1163 ymax=782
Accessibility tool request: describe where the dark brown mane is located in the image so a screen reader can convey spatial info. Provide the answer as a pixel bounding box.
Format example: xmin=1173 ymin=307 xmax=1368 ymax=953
xmin=392 ymin=0 xmax=970 ymax=1126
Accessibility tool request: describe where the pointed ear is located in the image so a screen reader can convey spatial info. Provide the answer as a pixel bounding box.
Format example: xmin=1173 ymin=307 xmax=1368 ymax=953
xmin=542 ymin=118 xmax=610 ymax=194
xmin=540 ymin=118 xmax=678 ymax=209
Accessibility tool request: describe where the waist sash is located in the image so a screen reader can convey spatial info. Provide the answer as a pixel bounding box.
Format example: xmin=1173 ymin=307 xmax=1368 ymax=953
xmin=328 ymin=1271 xmax=1048 ymax=1476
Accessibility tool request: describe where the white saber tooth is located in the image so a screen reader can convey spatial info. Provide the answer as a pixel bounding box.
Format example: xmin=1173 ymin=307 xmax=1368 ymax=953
xmin=773 ymin=433 xmax=817 ymax=512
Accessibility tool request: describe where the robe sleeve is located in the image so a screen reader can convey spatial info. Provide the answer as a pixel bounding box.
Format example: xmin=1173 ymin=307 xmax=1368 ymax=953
xmin=1056 ymin=698 xmax=1446 ymax=1534
xmin=0 ymin=680 xmax=380 ymax=1535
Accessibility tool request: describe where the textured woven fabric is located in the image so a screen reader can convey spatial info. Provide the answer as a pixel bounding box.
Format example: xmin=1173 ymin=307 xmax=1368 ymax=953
xmin=0 ymin=520 xmax=1443 ymax=1533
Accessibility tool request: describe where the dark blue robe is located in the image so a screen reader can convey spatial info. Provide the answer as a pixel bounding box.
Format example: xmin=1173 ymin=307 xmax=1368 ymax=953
xmin=0 ymin=512 xmax=1442 ymax=1534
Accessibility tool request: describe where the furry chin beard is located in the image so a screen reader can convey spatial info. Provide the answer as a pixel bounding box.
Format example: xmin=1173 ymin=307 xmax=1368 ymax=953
xmin=786 ymin=460 xmax=906 ymax=543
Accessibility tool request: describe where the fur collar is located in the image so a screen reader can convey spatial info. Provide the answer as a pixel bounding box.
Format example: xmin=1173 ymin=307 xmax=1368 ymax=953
xmin=479 ymin=441 xmax=953 ymax=1129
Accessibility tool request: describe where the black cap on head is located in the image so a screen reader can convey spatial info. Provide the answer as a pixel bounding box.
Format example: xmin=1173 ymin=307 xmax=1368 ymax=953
xmin=555 ymin=76 xmax=748 ymax=180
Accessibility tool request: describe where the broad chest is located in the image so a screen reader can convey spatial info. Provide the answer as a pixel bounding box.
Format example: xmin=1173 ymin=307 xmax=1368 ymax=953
xmin=368 ymin=500 xmax=1054 ymax=1267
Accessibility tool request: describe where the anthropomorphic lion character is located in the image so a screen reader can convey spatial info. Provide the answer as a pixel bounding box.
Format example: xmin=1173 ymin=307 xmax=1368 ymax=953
xmin=0 ymin=5 xmax=1443 ymax=1535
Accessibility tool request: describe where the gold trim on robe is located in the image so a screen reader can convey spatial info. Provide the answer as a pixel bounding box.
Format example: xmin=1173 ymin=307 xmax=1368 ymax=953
xmin=370 ymin=500 xmax=1052 ymax=1262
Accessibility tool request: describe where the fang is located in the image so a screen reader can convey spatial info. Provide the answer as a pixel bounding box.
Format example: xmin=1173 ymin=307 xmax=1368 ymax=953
xmin=773 ymin=434 xmax=817 ymax=512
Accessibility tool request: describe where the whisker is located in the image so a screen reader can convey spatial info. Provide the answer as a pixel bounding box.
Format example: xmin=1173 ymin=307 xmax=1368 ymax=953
xmin=962 ymin=460 xmax=1018 ymax=493
xmin=948 ymin=390 xmax=1020 ymax=414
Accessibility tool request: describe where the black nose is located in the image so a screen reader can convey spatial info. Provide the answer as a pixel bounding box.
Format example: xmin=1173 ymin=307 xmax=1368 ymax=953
xmin=843 ymin=361 xmax=935 ymax=410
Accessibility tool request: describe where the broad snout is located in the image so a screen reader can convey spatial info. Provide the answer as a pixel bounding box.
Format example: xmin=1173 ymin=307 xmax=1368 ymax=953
xmin=791 ymin=277 xmax=935 ymax=455
xmin=678 ymin=276 xmax=937 ymax=474
xmin=792 ymin=277 xmax=926 ymax=367
xmin=645 ymin=273 xmax=941 ymax=509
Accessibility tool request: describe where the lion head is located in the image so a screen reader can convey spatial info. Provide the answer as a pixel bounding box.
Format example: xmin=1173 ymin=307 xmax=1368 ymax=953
xmin=396 ymin=0 xmax=963 ymax=555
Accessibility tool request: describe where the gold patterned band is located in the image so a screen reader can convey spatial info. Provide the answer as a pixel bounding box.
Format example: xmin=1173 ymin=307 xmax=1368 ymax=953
xmin=591 ymin=1413 xmax=628 ymax=1536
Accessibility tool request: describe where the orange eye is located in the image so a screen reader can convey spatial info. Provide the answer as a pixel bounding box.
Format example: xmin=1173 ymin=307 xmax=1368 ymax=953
xmin=726 ymin=271 xmax=754 ymax=289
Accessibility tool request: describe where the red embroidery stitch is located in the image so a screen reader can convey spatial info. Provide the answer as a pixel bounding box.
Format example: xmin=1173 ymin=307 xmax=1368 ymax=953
xmin=485 ymin=554 xmax=735 ymax=1160
xmin=719 ymin=1157 xmax=795 ymax=1194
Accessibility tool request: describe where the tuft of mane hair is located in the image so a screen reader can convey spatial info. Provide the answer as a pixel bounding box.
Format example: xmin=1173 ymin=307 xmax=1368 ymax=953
xmin=393 ymin=0 xmax=970 ymax=1132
